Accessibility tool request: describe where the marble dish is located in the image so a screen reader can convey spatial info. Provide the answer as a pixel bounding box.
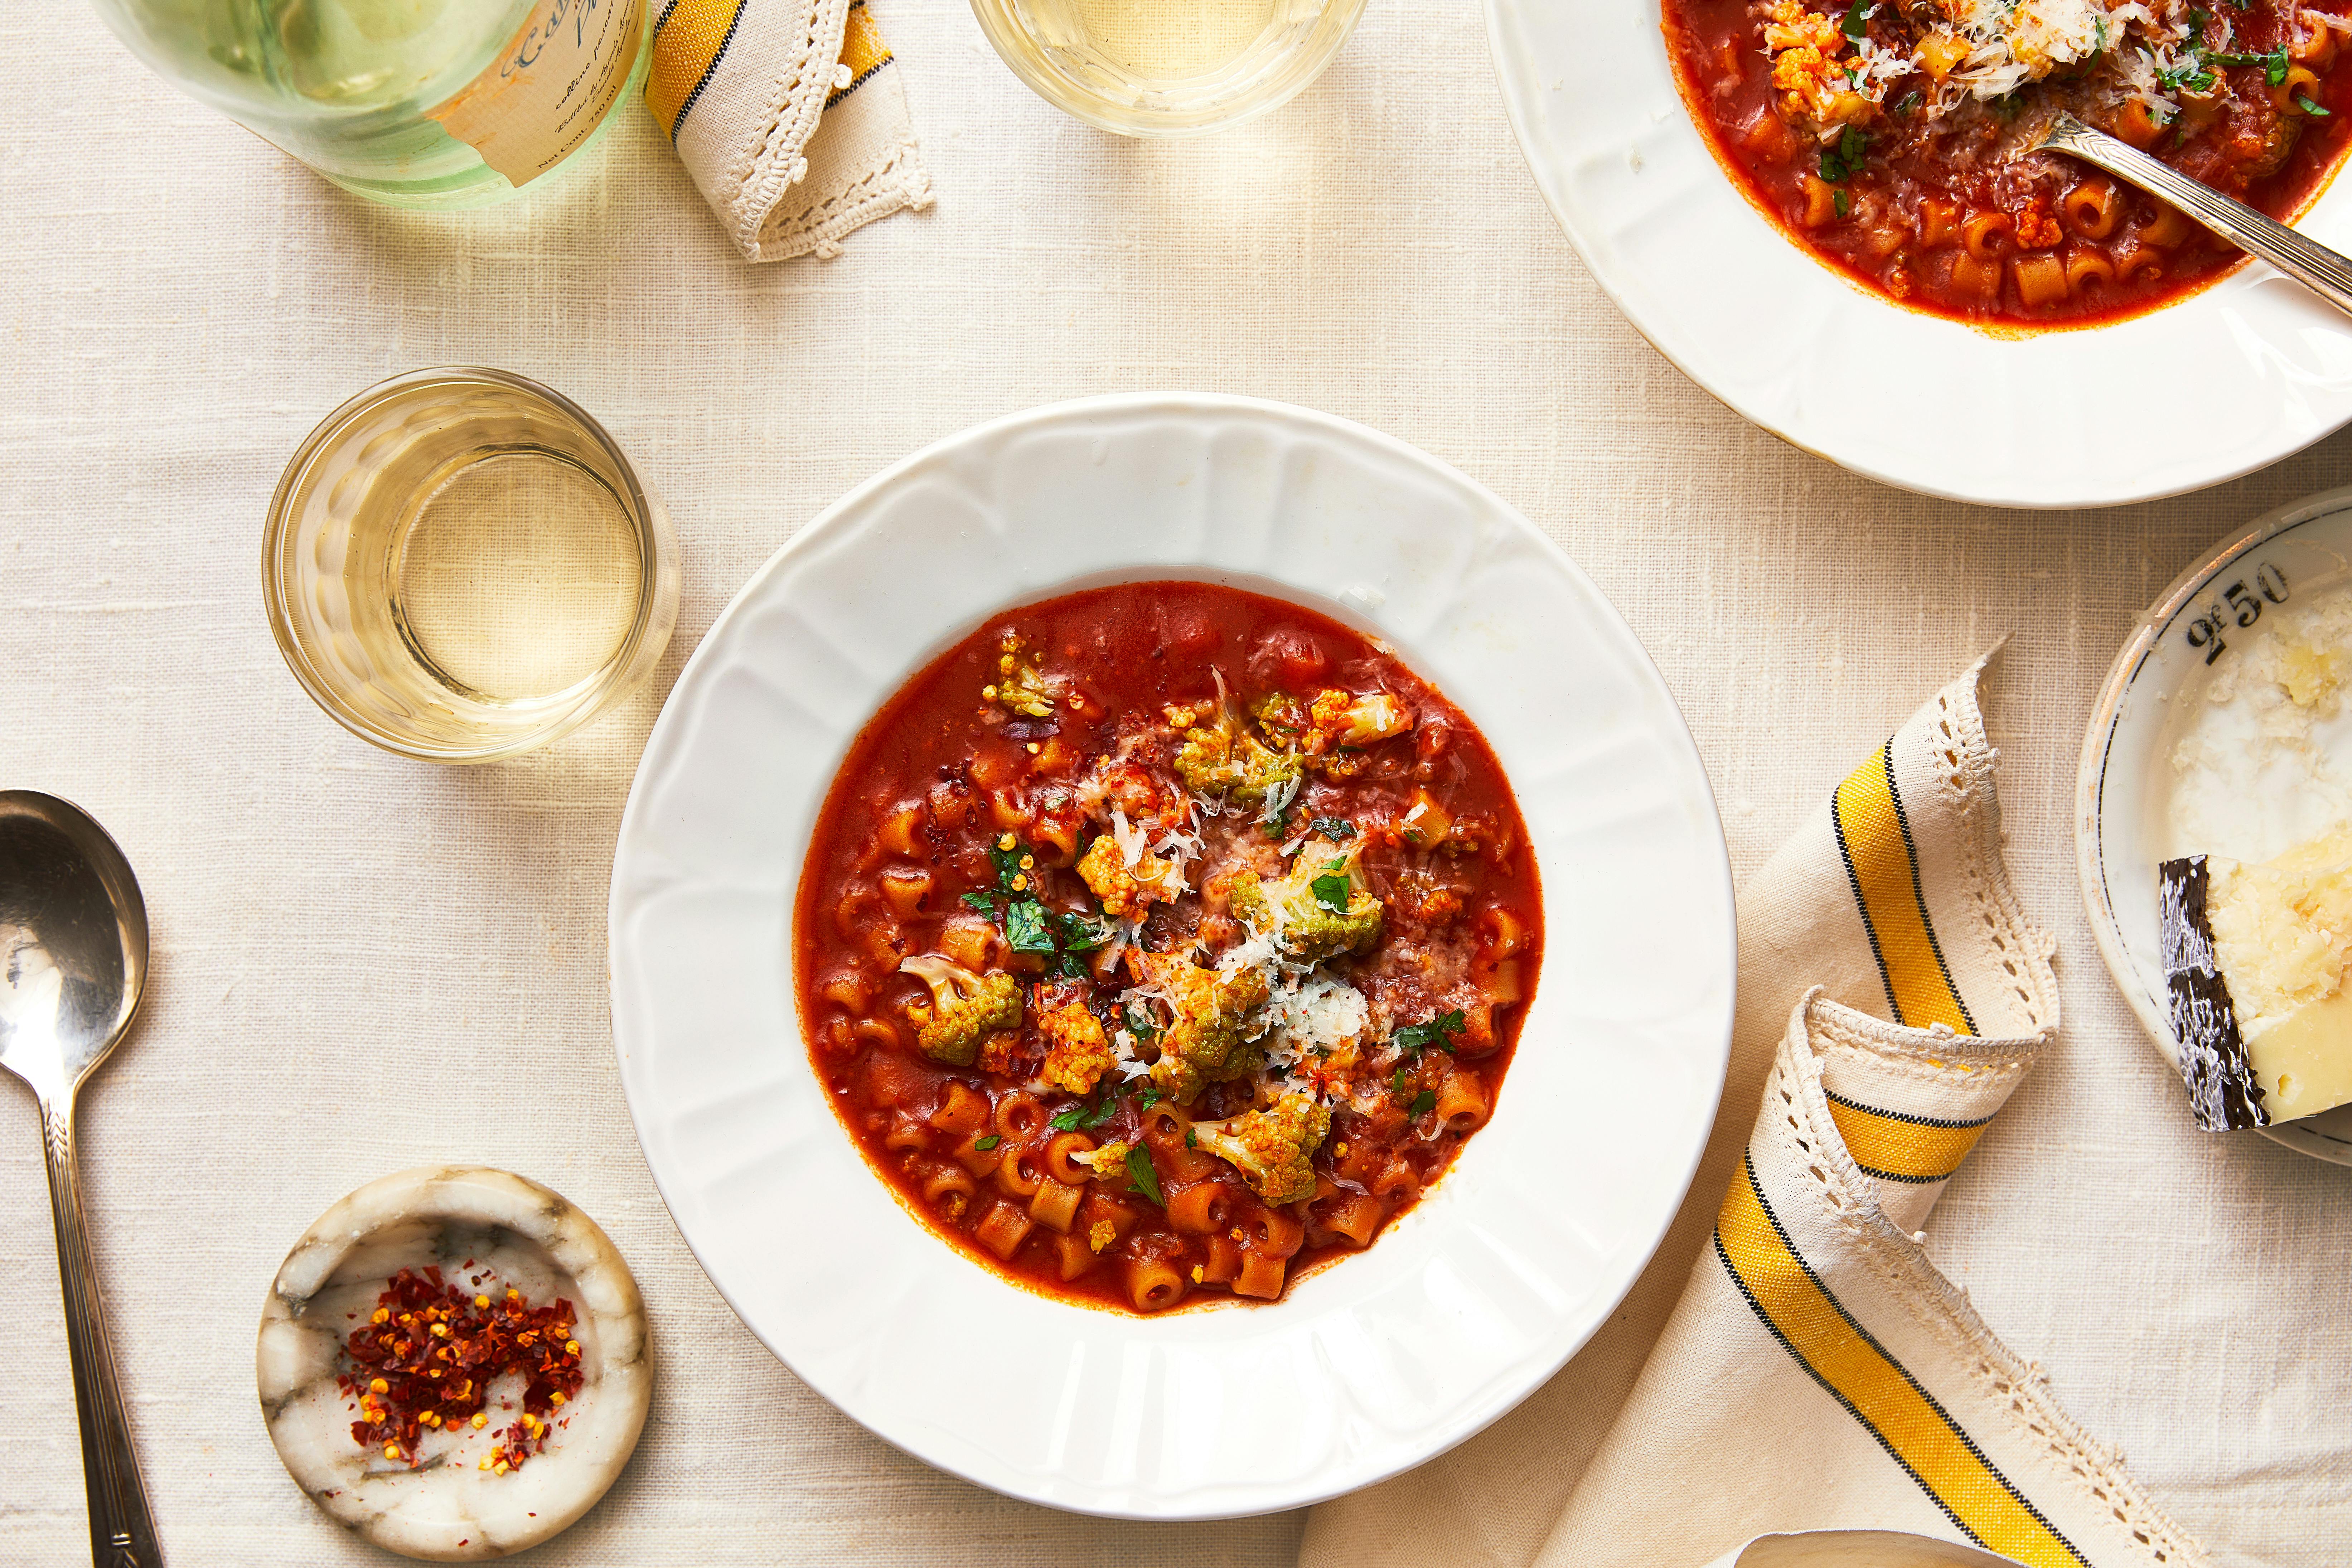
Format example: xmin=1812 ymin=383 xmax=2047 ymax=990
xmin=257 ymin=1167 xmax=652 ymax=1560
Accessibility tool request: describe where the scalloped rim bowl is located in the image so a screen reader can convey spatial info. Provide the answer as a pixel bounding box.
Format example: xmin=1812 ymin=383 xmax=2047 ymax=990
xmin=1485 ymin=0 xmax=2352 ymax=508
xmin=607 ymin=394 xmax=1736 ymax=1517
xmin=2076 ymin=485 xmax=2352 ymax=1163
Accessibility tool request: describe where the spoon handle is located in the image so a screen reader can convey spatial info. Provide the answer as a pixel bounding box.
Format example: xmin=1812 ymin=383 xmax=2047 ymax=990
xmin=42 ymin=1098 xmax=163 ymax=1568
xmin=2042 ymin=112 xmax=2352 ymax=321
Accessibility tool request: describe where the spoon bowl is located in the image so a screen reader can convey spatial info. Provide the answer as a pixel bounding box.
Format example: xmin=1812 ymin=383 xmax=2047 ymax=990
xmin=0 ymin=792 xmax=148 ymax=1099
xmin=0 ymin=790 xmax=163 ymax=1568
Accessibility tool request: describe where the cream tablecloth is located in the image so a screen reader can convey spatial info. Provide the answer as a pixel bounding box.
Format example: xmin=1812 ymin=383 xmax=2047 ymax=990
xmin=2 ymin=3 xmax=2346 ymax=1564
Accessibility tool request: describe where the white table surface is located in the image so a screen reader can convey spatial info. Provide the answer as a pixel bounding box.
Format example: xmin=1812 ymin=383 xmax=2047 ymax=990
xmin=3 ymin=3 xmax=2346 ymax=1564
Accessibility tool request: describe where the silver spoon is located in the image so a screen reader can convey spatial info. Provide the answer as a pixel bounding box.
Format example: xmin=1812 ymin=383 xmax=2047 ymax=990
xmin=2036 ymin=112 xmax=2352 ymax=319
xmin=0 ymin=792 xmax=162 ymax=1568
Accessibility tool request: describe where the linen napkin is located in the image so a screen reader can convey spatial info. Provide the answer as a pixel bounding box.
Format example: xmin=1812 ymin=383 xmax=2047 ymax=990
xmin=649 ymin=0 xmax=931 ymax=261
xmin=1301 ymin=658 xmax=2210 ymax=1568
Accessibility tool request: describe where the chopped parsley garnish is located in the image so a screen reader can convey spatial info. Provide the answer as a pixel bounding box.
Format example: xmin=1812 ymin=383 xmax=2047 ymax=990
xmin=1409 ymin=1089 xmax=1438 ymax=1119
xmin=1050 ymin=1094 xmax=1118 ymax=1132
xmin=1392 ymin=1009 xmax=1468 ymax=1056
xmin=1123 ymin=1002 xmax=1162 ymax=1044
xmin=971 ymin=836 xmax=1111 ymax=976
xmin=1185 ymin=1127 xmax=1197 ymax=1148
xmin=1833 ymin=189 xmax=1851 ymax=219
xmin=1819 ymin=126 xmax=1869 ymax=184
xmin=2299 ymin=92 xmax=2333 ymax=116
xmin=2090 ymin=16 xmax=2107 ymax=57
xmin=1262 ymin=807 xmax=1292 ymax=840
xmin=1309 ymin=859 xmax=1353 ymax=914
xmin=1391 ymin=1065 xmax=1414 ymax=1098
xmin=1050 ymin=909 xmax=1112 ymax=952
xmin=1124 ymin=1146 xmax=1165 ymax=1206
xmin=987 ymin=837 xmax=1029 ymax=894
xmin=974 ymin=1133 xmax=1002 ymax=1151
xmin=1840 ymin=0 xmax=1872 ymax=38
xmin=2208 ymin=46 xmax=2291 ymax=86
xmin=1132 ymin=1085 xmax=1164 ymax=1114
xmin=1892 ymin=89 xmax=1922 ymax=117
xmin=1004 ymin=899 xmax=1056 ymax=955
xmin=1310 ymin=816 xmax=1357 ymax=840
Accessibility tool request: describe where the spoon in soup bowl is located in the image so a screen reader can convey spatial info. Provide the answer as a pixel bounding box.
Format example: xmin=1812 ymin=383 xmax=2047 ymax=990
xmin=2036 ymin=111 xmax=2352 ymax=319
xmin=0 ymin=792 xmax=163 ymax=1567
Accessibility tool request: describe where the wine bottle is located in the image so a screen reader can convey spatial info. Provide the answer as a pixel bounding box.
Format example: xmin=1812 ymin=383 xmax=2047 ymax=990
xmin=89 ymin=1 xmax=649 ymax=209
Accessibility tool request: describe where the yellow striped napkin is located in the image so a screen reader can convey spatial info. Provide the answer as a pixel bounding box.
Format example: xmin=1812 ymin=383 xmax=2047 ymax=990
xmin=1302 ymin=658 xmax=2210 ymax=1568
xmin=649 ymin=0 xmax=931 ymax=261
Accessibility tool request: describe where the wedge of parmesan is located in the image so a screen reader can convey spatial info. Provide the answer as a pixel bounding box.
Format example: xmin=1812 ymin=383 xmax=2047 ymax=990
xmin=2160 ymin=826 xmax=2352 ymax=1129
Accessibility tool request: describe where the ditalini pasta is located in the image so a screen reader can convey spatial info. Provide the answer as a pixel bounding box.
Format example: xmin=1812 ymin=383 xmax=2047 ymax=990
xmin=1666 ymin=0 xmax=2352 ymax=324
xmin=793 ymin=582 xmax=1543 ymax=1312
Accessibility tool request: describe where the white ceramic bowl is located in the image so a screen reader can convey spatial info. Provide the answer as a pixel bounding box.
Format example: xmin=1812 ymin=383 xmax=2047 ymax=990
xmin=607 ymin=394 xmax=1736 ymax=1516
xmin=2077 ymin=486 xmax=2352 ymax=1163
xmin=1486 ymin=0 xmax=2352 ymax=508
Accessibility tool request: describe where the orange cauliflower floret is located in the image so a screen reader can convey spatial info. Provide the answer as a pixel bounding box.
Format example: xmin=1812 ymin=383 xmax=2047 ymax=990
xmin=1192 ymin=1094 xmax=1333 ymax=1206
xmin=1038 ymin=998 xmax=1116 ymax=1095
xmin=1763 ymin=0 xmax=1874 ymax=128
xmin=1075 ymin=833 xmax=1185 ymax=920
xmin=2014 ymin=204 xmax=2063 ymax=250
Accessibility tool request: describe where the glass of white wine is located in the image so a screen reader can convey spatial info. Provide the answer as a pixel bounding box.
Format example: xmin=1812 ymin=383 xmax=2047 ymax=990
xmin=263 ymin=368 xmax=680 ymax=763
xmin=971 ymin=0 xmax=1367 ymax=135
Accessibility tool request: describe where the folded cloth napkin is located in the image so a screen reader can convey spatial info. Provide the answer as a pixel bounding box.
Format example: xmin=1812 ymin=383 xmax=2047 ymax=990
xmin=649 ymin=0 xmax=931 ymax=261
xmin=1301 ymin=658 xmax=2210 ymax=1568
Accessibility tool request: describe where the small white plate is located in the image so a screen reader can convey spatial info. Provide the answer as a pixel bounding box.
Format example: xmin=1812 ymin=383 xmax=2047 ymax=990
xmin=1485 ymin=0 xmax=2352 ymax=508
xmin=607 ymin=394 xmax=1737 ymax=1517
xmin=2077 ymin=486 xmax=2352 ymax=1163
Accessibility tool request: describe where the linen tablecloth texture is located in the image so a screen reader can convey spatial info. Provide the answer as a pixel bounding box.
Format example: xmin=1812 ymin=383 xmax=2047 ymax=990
xmin=12 ymin=4 xmax=2352 ymax=1563
xmin=1304 ymin=662 xmax=2205 ymax=1568
xmin=650 ymin=0 xmax=930 ymax=260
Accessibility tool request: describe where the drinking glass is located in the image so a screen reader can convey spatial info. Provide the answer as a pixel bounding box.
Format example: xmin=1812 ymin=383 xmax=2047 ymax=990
xmin=970 ymin=0 xmax=1368 ymax=135
xmin=263 ymin=368 xmax=679 ymax=763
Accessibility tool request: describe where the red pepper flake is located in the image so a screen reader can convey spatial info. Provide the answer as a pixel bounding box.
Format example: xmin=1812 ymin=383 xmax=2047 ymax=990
xmin=335 ymin=1267 xmax=586 ymax=1473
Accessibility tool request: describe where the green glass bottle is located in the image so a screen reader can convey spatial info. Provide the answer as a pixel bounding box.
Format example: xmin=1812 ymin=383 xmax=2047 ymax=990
xmin=90 ymin=1 xmax=650 ymax=209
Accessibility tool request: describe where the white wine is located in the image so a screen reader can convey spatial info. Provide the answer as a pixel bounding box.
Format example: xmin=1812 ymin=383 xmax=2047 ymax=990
xmin=388 ymin=447 xmax=644 ymax=705
xmin=91 ymin=1 xmax=648 ymax=209
xmin=1062 ymin=0 xmax=1280 ymax=77
xmin=972 ymin=0 xmax=1361 ymax=135
xmin=265 ymin=369 xmax=680 ymax=763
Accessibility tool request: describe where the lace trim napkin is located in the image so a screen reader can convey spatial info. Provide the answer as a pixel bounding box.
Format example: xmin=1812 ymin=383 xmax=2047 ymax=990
xmin=649 ymin=0 xmax=931 ymax=261
xmin=1301 ymin=659 xmax=2210 ymax=1568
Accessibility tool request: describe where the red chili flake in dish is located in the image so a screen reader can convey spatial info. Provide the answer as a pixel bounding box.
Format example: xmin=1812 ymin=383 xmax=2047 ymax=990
xmin=335 ymin=1266 xmax=585 ymax=1472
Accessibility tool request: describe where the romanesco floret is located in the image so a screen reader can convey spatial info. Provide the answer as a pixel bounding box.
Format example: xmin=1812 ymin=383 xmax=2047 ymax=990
xmin=1134 ymin=949 xmax=1273 ymax=1105
xmin=983 ymin=630 xmax=1062 ymax=718
xmin=1170 ymin=677 xmax=1301 ymax=807
xmin=1075 ymin=832 xmax=1183 ymax=919
xmin=898 ymin=954 xmax=1023 ymax=1067
xmin=1192 ymin=1093 xmax=1332 ymax=1206
xmin=1037 ymin=998 xmax=1115 ymax=1095
xmin=1227 ymin=836 xmax=1384 ymax=964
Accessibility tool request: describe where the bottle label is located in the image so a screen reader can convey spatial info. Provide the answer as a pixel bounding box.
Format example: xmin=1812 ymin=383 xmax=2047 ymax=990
xmin=430 ymin=0 xmax=644 ymax=188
